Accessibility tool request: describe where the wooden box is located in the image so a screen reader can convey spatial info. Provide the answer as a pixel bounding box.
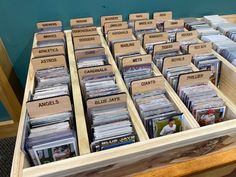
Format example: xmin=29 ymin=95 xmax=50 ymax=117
xmin=11 ymin=17 xmax=236 ymax=177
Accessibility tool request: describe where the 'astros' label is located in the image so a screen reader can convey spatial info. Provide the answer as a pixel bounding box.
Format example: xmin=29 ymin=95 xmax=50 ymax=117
xmin=31 ymin=55 xmax=66 ymax=72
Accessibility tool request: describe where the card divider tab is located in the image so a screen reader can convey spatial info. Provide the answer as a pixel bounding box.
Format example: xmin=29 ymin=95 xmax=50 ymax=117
xmin=65 ymin=30 xmax=91 ymax=154
xmin=97 ymin=27 xmax=149 ymax=141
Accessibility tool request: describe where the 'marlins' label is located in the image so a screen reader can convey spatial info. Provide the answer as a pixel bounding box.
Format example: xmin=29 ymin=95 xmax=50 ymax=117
xmin=33 ymin=45 xmax=65 ymax=58
xmin=113 ymin=40 xmax=141 ymax=57
xmin=131 ymin=77 xmax=165 ymax=95
xmin=37 ymin=21 xmax=62 ymax=29
xmin=26 ymin=96 xmax=72 ymax=118
xmin=72 ymin=26 xmax=97 ymax=37
xmin=87 ymin=93 xmax=127 ymax=108
xmin=78 ymin=65 xmax=112 ymax=79
xmin=101 ymin=15 xmax=122 ymax=26
xmin=31 ymin=55 xmax=66 ymax=72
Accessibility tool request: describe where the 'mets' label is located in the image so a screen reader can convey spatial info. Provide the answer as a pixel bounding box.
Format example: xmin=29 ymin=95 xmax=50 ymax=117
xmin=26 ymin=95 xmax=72 ymax=118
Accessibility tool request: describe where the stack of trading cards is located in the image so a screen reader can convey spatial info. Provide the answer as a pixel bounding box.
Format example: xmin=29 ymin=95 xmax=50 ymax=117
xmin=143 ymin=32 xmax=169 ymax=54
xmin=201 ymin=35 xmax=236 ymax=66
xmin=178 ymin=81 xmax=226 ymax=126
xmin=120 ymin=54 xmax=153 ymax=88
xmin=184 ymin=18 xmax=220 ymax=37
xmin=88 ymin=93 xmax=136 ymax=152
xmin=153 ymin=11 xmax=173 ymax=32
xmin=153 ymin=42 xmax=182 ymax=70
xmin=131 ymin=77 xmax=183 ymax=138
xmin=134 ymin=19 xmax=159 ymax=43
xmin=162 ymin=20 xmax=185 ymax=42
xmin=78 ymin=65 xmax=137 ymax=152
xmin=128 ymin=13 xmax=150 ymax=29
xmin=203 ymin=15 xmax=228 ymax=29
xmin=75 ymin=47 xmax=108 ymax=69
xmin=164 ymin=65 xmax=192 ymax=91
xmin=25 ymin=21 xmax=78 ymax=166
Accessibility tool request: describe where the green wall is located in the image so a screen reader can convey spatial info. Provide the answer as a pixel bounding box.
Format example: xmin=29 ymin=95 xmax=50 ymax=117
xmin=0 ymin=0 xmax=236 ymax=120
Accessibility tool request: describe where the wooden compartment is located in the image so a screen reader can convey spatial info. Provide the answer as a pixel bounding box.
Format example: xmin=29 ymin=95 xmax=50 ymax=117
xmin=12 ymin=18 xmax=236 ymax=177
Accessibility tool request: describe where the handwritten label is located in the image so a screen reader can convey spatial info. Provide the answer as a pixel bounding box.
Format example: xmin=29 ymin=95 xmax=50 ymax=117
xmin=87 ymin=93 xmax=126 ymax=109
xmin=73 ymin=34 xmax=101 ymax=50
xmin=153 ymin=42 xmax=180 ymax=55
xmin=101 ymin=15 xmax=122 ymax=26
xmin=36 ymin=32 xmax=65 ymax=42
xmin=164 ymin=20 xmax=184 ymax=30
xmin=153 ymin=11 xmax=172 ymax=22
xmin=32 ymin=45 xmax=65 ymax=58
xmin=134 ymin=19 xmax=156 ymax=31
xmin=104 ymin=21 xmax=128 ymax=34
xmin=107 ymin=28 xmax=133 ymax=42
xmin=177 ymin=71 xmax=211 ymax=92
xmin=31 ymin=55 xmax=67 ymax=71
xmin=176 ymin=31 xmax=198 ymax=42
xmin=131 ymin=77 xmax=165 ymax=96
xmin=26 ymin=95 xmax=72 ymax=118
xmin=70 ymin=17 xmax=93 ymax=27
xmin=143 ymin=32 xmax=168 ymax=45
xmin=75 ymin=47 xmax=105 ymax=60
xmin=122 ymin=54 xmax=152 ymax=68
xmin=37 ymin=21 xmax=62 ymax=30
xmin=78 ymin=65 xmax=113 ymax=80
xmin=72 ymin=26 xmax=98 ymax=37
xmin=188 ymin=42 xmax=212 ymax=55
xmin=129 ymin=13 xmax=149 ymax=21
xmin=113 ymin=40 xmax=141 ymax=58
xmin=162 ymin=54 xmax=192 ymax=72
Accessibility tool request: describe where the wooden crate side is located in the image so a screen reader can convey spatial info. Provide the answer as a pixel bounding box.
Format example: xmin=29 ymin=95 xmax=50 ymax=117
xmin=97 ymin=27 xmax=149 ymax=141
xmin=222 ymin=14 xmax=236 ymax=24
xmin=22 ymin=119 xmax=236 ymax=177
xmin=65 ymin=30 xmax=91 ymax=155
